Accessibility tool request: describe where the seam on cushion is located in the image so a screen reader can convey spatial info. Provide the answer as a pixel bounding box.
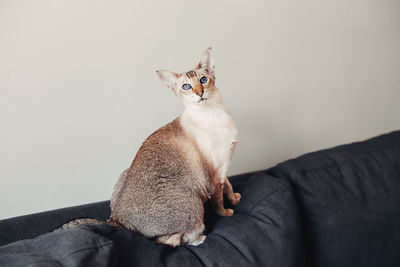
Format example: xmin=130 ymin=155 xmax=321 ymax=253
xmin=248 ymin=181 xmax=289 ymax=214
xmin=289 ymin=144 xmax=400 ymax=173
xmin=64 ymin=241 xmax=115 ymax=258
xmin=241 ymin=183 xmax=295 ymax=232
xmin=183 ymin=247 xmax=207 ymax=267
xmin=288 ymin=170 xmax=320 ymax=200
xmin=26 ymin=259 xmax=63 ymax=267
xmin=213 ymin=233 xmax=251 ymax=264
xmin=237 ymin=210 xmax=283 ymax=234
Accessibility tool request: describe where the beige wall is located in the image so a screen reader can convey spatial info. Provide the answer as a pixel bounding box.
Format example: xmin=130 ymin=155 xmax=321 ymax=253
xmin=1 ymin=0 xmax=399 ymax=219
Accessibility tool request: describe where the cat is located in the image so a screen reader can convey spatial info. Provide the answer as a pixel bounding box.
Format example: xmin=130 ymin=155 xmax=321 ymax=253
xmin=61 ymin=48 xmax=240 ymax=247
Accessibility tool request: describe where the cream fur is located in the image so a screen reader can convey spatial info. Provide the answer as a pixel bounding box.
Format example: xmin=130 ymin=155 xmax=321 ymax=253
xmin=180 ymin=90 xmax=238 ymax=182
xmin=157 ymin=48 xmax=238 ymax=182
xmin=62 ymin=48 xmax=239 ymax=248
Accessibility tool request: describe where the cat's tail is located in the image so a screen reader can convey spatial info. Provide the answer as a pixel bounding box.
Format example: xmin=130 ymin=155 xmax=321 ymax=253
xmin=58 ymin=218 xmax=121 ymax=230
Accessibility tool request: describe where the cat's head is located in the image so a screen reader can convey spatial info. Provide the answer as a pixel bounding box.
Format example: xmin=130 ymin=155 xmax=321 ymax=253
xmin=156 ymin=48 xmax=219 ymax=108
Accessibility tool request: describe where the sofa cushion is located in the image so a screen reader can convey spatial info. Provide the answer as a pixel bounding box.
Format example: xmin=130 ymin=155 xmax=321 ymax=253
xmin=0 ymin=172 xmax=306 ymax=267
xmin=268 ymin=131 xmax=400 ymax=267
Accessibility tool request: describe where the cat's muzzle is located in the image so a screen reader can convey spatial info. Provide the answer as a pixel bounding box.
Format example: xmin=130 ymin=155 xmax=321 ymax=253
xmin=197 ymin=97 xmax=207 ymax=103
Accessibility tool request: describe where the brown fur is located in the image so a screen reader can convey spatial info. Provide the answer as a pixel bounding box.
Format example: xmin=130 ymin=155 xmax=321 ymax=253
xmin=61 ymin=117 xmax=238 ymax=246
xmin=186 ymin=70 xmax=197 ymax=78
xmin=60 ymin=48 xmax=240 ymax=247
xmin=110 ymin=118 xmax=213 ymax=239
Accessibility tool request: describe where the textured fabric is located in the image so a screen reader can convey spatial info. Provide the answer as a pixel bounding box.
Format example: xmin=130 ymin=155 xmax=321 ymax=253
xmin=0 ymin=227 xmax=115 ymax=267
xmin=87 ymin=172 xmax=306 ymax=267
xmin=0 ymin=201 xmax=110 ymax=246
xmin=0 ymin=172 xmax=305 ymax=267
xmin=268 ymin=131 xmax=400 ymax=267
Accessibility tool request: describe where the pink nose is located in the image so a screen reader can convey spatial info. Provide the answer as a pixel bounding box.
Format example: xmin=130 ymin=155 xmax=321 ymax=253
xmin=195 ymin=90 xmax=204 ymax=97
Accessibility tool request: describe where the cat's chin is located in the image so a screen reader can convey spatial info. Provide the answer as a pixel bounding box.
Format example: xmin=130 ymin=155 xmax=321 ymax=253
xmin=197 ymin=98 xmax=207 ymax=104
xmin=183 ymin=98 xmax=209 ymax=108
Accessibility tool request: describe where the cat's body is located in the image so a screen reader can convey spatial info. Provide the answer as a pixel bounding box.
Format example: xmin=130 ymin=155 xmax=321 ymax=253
xmin=61 ymin=48 xmax=240 ymax=247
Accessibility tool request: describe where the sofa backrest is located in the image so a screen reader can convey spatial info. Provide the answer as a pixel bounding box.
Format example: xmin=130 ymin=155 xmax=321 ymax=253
xmin=0 ymin=201 xmax=110 ymax=246
xmin=268 ymin=131 xmax=400 ymax=267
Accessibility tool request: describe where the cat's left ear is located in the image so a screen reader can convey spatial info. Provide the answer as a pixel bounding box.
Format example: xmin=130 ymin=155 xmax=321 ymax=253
xmin=156 ymin=70 xmax=179 ymax=90
xmin=198 ymin=47 xmax=215 ymax=76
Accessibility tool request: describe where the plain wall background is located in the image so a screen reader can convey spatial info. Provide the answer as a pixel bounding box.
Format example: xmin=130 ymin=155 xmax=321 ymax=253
xmin=1 ymin=0 xmax=399 ymax=220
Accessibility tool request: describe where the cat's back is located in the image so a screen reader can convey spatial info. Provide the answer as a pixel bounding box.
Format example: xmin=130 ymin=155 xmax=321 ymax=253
xmin=131 ymin=118 xmax=197 ymax=176
xmin=112 ymin=118 xmax=191 ymax=196
xmin=140 ymin=117 xmax=188 ymax=159
xmin=110 ymin=118 xmax=210 ymax=236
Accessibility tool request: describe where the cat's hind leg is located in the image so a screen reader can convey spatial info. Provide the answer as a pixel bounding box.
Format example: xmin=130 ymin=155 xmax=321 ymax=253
xmin=183 ymin=224 xmax=206 ymax=246
xmin=224 ymin=177 xmax=241 ymax=205
xmin=156 ymin=229 xmax=206 ymax=247
xmin=187 ymin=235 xmax=206 ymax=246
xmin=156 ymin=233 xmax=183 ymax=247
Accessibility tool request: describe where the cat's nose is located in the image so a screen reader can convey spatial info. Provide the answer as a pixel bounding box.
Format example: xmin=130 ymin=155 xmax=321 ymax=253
xmin=195 ymin=90 xmax=204 ymax=97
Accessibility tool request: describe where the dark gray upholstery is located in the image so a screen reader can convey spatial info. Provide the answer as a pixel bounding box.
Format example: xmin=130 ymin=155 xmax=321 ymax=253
xmin=0 ymin=172 xmax=305 ymax=267
xmin=268 ymin=131 xmax=400 ymax=267
xmin=0 ymin=201 xmax=110 ymax=246
xmin=1 ymin=130 xmax=399 ymax=266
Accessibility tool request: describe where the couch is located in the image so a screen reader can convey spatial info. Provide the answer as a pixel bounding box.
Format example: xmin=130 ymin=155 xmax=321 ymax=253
xmin=0 ymin=130 xmax=399 ymax=267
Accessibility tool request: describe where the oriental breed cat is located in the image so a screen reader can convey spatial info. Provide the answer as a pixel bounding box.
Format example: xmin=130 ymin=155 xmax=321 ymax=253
xmin=61 ymin=48 xmax=240 ymax=247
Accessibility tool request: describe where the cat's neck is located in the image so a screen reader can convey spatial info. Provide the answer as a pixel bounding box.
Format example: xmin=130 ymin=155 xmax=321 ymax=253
xmin=180 ymin=89 xmax=233 ymax=128
xmin=179 ymin=87 xmax=238 ymax=178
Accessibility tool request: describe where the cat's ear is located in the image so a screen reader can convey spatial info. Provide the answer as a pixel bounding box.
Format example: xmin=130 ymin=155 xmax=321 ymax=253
xmin=198 ymin=47 xmax=215 ymax=76
xmin=156 ymin=70 xmax=179 ymax=89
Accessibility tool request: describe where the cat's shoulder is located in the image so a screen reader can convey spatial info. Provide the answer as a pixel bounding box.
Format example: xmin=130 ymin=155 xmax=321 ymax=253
xmin=143 ymin=117 xmax=186 ymax=144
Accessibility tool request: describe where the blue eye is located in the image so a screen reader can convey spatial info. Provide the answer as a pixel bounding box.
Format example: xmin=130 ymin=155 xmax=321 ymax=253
xmin=182 ymin=83 xmax=192 ymax=90
xmin=200 ymin=76 xmax=208 ymax=84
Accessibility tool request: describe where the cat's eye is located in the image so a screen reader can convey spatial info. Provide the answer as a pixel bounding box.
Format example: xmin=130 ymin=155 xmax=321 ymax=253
xmin=200 ymin=76 xmax=208 ymax=84
xmin=182 ymin=83 xmax=192 ymax=90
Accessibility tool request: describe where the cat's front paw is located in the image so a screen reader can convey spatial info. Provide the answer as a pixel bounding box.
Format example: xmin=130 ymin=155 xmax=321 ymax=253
xmin=217 ymin=208 xmax=234 ymax=216
xmin=231 ymin=193 xmax=241 ymax=205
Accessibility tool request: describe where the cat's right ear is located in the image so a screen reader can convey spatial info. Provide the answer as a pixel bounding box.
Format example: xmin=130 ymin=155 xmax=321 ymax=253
xmin=198 ymin=47 xmax=215 ymax=77
xmin=156 ymin=70 xmax=179 ymax=91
